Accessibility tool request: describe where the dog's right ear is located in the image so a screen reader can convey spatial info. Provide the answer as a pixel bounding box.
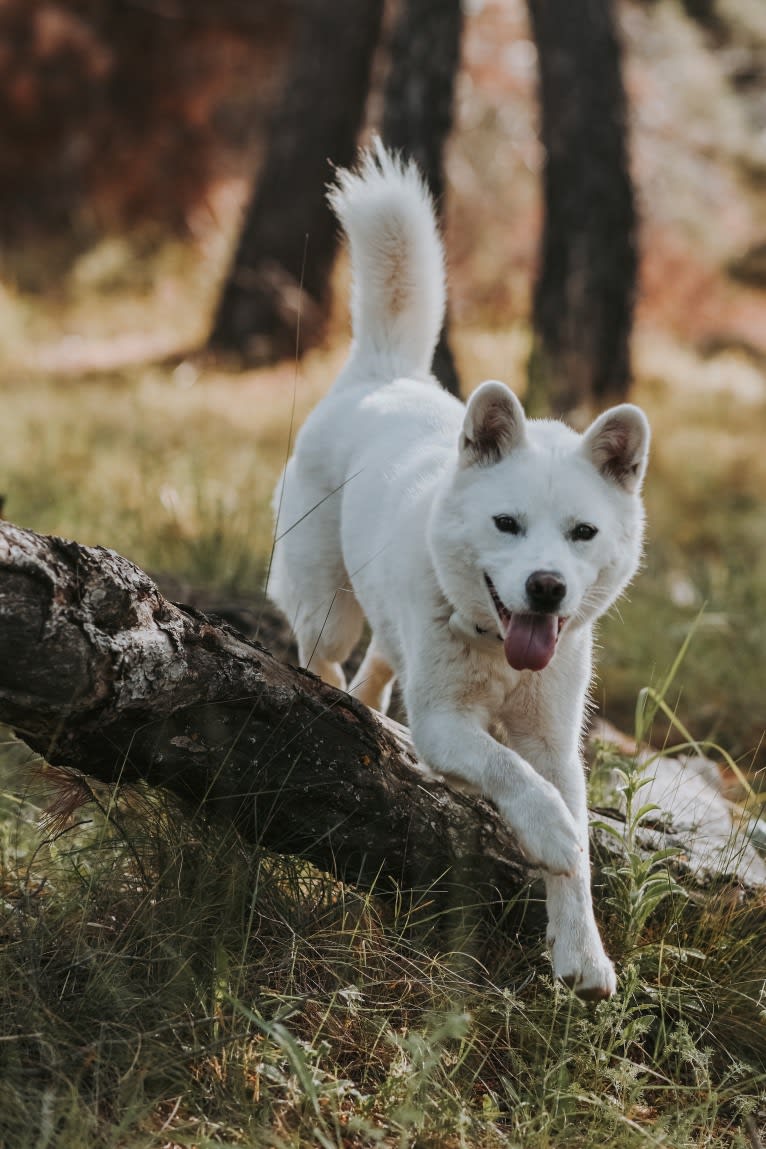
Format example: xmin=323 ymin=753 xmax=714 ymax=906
xmin=581 ymin=404 xmax=650 ymax=493
xmin=460 ymin=381 xmax=527 ymax=466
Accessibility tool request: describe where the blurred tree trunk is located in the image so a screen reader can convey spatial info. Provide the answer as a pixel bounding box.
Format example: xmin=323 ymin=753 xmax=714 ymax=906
xmin=207 ymin=0 xmax=384 ymax=364
xmin=382 ymin=0 xmax=464 ymax=396
xmin=526 ymin=0 xmax=637 ymax=423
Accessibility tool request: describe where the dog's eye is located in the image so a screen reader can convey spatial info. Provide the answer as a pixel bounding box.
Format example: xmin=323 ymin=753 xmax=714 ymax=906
xmin=493 ymin=514 xmax=521 ymax=535
xmin=571 ymin=522 xmax=598 ymax=542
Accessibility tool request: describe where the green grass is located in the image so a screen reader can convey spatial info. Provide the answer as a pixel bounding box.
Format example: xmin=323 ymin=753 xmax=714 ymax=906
xmin=0 ymin=367 xmax=279 ymax=592
xmin=0 ymin=269 xmax=765 ymax=1147
xmin=598 ymin=344 xmax=766 ymax=772
xmin=0 ymin=723 xmax=764 ymax=1149
xmin=0 ymin=444 xmax=765 ymax=1146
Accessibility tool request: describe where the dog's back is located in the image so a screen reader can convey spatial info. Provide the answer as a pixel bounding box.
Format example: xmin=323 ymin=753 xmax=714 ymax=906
xmin=268 ymin=144 xmax=454 ymax=686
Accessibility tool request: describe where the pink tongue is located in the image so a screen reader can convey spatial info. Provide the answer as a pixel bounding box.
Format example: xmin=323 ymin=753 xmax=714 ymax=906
xmin=503 ymin=613 xmax=558 ymax=671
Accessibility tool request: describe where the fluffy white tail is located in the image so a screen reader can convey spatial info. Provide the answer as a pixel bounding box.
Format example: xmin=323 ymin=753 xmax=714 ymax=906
xmin=328 ymin=140 xmax=446 ymax=380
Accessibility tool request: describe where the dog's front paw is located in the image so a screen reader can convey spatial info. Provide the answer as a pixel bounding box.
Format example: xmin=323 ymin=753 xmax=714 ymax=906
xmin=550 ymin=933 xmax=617 ymax=1001
xmin=510 ymin=788 xmax=582 ymax=876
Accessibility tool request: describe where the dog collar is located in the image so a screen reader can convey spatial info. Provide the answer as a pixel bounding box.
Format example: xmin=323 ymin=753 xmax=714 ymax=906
xmin=448 ymin=610 xmax=504 ymax=650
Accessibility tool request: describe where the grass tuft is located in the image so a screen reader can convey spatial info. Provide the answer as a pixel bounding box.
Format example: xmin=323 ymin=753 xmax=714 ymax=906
xmin=1 ymin=681 xmax=765 ymax=1149
xmin=0 ymin=248 xmax=764 ymax=1148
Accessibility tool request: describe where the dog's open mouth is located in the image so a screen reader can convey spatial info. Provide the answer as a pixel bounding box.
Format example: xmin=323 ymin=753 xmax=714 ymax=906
xmin=484 ymin=574 xmax=565 ymax=672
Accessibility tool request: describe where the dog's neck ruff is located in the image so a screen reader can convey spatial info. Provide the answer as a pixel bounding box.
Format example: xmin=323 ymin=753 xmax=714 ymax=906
xmin=448 ymin=609 xmax=504 ymax=651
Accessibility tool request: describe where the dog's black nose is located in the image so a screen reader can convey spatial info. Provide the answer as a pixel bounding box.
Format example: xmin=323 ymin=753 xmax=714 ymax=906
xmin=526 ymin=570 xmax=566 ymax=612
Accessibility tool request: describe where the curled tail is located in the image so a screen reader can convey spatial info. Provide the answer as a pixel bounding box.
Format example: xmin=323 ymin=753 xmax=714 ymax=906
xmin=328 ymin=140 xmax=446 ymax=380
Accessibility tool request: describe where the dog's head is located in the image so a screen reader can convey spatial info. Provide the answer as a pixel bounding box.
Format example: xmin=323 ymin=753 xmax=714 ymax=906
xmin=429 ymin=381 xmax=650 ymax=671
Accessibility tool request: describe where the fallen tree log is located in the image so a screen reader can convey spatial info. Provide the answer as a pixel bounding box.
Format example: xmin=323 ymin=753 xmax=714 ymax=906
xmin=0 ymin=521 xmax=760 ymax=912
xmin=0 ymin=520 xmax=540 ymax=907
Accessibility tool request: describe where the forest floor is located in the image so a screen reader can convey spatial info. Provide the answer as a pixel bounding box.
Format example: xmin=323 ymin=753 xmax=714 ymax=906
xmin=0 ymin=313 xmax=764 ymax=1149
xmin=0 ymin=1 xmax=765 ymax=1145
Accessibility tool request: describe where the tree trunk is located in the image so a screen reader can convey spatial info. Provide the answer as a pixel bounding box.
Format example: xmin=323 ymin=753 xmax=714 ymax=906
xmin=526 ymin=0 xmax=637 ymax=423
xmin=3 ymin=522 xmax=757 ymax=914
xmin=0 ymin=520 xmax=535 ymax=907
xmin=207 ymin=0 xmax=384 ymax=365
xmin=381 ymin=0 xmax=464 ymax=396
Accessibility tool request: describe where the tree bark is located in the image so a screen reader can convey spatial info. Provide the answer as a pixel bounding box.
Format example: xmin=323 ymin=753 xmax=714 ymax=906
xmin=526 ymin=0 xmax=637 ymax=423
xmin=3 ymin=522 xmax=756 ymax=912
xmin=381 ymin=0 xmax=464 ymax=396
xmin=0 ymin=520 xmax=536 ymax=906
xmin=207 ymin=0 xmax=384 ymax=365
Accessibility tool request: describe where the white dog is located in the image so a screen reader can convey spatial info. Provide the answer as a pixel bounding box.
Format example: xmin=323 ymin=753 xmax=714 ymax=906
xmin=269 ymin=144 xmax=650 ymax=999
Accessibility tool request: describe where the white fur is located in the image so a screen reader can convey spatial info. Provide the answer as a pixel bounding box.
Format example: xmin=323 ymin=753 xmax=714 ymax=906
xmin=269 ymin=145 xmax=650 ymax=999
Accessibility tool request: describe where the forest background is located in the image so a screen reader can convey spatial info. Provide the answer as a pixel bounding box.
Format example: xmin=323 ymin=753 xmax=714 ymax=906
xmin=0 ymin=2 xmax=765 ymax=1146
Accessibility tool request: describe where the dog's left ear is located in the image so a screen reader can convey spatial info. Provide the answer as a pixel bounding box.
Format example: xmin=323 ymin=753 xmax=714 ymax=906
xmin=460 ymin=381 xmax=527 ymax=466
xmin=581 ymin=404 xmax=650 ymax=493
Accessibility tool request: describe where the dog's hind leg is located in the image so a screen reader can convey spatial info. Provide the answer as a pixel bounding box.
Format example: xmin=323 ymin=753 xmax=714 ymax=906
xmin=302 ymin=652 xmax=346 ymax=691
xmin=348 ymin=639 xmax=395 ymax=713
xmin=295 ymin=583 xmax=364 ymax=692
xmin=270 ymin=460 xmax=365 ymax=691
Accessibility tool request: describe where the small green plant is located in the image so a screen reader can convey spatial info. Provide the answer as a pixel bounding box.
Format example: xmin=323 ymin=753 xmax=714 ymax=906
xmin=595 ymin=751 xmax=689 ymax=953
xmin=593 ymin=624 xmax=703 ymax=953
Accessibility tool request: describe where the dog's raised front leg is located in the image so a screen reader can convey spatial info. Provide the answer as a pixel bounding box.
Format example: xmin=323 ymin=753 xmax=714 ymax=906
xmin=407 ymin=706 xmax=582 ymax=877
xmin=530 ymin=746 xmax=617 ymax=999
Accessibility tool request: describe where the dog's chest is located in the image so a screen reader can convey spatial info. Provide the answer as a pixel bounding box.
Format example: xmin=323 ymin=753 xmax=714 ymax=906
xmin=453 ymin=648 xmax=546 ymax=740
xmin=489 ymin=678 xmax=547 ymax=747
